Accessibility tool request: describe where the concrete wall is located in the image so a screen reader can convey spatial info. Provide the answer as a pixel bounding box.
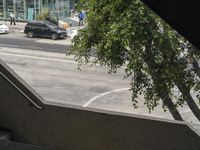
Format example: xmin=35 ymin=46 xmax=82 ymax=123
xmin=0 ymin=60 xmax=200 ymax=150
xmin=0 ymin=140 xmax=54 ymax=150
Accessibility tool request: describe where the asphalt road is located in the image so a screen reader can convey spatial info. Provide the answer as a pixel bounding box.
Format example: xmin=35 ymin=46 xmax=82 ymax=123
xmin=0 ymin=32 xmax=70 ymax=53
xmin=0 ymin=32 xmax=200 ymax=130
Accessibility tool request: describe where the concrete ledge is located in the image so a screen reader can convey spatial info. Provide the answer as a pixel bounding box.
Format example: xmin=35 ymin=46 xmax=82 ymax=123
xmin=0 ymin=58 xmax=200 ymax=150
xmin=0 ymin=140 xmax=54 ymax=150
xmin=0 ymin=59 xmax=45 ymax=109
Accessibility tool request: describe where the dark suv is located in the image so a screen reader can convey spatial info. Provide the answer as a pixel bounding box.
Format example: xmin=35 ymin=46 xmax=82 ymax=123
xmin=24 ymin=21 xmax=67 ymax=40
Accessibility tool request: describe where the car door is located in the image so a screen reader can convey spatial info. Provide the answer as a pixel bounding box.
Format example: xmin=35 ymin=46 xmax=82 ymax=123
xmin=39 ymin=23 xmax=51 ymax=37
xmin=34 ymin=23 xmax=43 ymax=36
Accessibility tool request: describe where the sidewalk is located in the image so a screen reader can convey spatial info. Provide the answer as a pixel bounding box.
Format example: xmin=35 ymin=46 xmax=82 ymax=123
xmin=0 ymin=20 xmax=26 ymax=32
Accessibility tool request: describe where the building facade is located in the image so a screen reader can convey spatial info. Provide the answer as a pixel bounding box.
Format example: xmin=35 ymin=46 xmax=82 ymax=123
xmin=0 ymin=0 xmax=74 ymax=21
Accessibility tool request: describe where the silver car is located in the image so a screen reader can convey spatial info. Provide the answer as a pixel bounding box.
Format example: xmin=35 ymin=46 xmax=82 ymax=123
xmin=0 ymin=24 xmax=9 ymax=34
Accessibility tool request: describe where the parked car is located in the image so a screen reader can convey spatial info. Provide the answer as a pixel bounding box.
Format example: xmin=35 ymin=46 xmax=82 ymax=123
xmin=24 ymin=21 xmax=67 ymax=40
xmin=0 ymin=24 xmax=9 ymax=34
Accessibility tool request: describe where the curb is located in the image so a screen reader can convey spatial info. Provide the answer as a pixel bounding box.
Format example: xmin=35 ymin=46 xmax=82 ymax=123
xmin=9 ymin=29 xmax=24 ymax=33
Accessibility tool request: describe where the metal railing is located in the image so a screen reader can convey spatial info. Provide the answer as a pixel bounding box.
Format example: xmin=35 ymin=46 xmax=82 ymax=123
xmin=0 ymin=71 xmax=43 ymax=110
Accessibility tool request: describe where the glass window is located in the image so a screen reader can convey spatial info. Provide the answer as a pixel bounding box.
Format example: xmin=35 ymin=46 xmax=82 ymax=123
xmin=49 ymin=0 xmax=70 ymax=19
xmin=26 ymin=0 xmax=39 ymax=21
xmin=59 ymin=0 xmax=70 ymax=18
xmin=5 ymin=0 xmax=14 ymax=18
xmin=40 ymin=23 xmax=48 ymax=28
xmin=0 ymin=1 xmax=3 ymax=19
xmin=0 ymin=0 xmax=73 ymax=21
xmin=15 ymin=0 xmax=24 ymax=20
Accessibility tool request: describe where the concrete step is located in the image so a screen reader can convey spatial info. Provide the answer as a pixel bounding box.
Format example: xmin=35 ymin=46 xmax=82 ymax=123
xmin=0 ymin=130 xmax=55 ymax=149
xmin=0 ymin=140 xmax=55 ymax=150
xmin=0 ymin=130 xmax=12 ymax=140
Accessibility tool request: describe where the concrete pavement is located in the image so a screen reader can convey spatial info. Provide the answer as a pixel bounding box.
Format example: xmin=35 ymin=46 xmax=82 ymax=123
xmin=0 ymin=19 xmax=199 ymax=133
xmin=0 ymin=46 xmax=200 ymax=131
xmin=0 ymin=20 xmax=25 ymax=33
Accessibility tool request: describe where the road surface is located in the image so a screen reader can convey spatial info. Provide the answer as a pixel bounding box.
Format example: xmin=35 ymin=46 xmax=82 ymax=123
xmin=0 ymin=32 xmax=199 ymax=131
xmin=0 ymin=32 xmax=70 ymax=53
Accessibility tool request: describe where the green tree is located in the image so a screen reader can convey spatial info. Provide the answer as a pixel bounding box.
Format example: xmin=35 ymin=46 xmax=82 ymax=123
xmin=74 ymin=0 xmax=88 ymax=11
xmin=36 ymin=8 xmax=49 ymax=20
xmin=69 ymin=0 xmax=200 ymax=121
xmin=36 ymin=8 xmax=57 ymax=25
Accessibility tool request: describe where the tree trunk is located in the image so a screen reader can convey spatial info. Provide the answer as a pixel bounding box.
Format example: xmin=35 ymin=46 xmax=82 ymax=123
xmin=176 ymin=81 xmax=200 ymax=121
xmin=159 ymin=92 xmax=183 ymax=120
xmin=144 ymin=40 xmax=183 ymax=120
xmin=192 ymin=58 xmax=200 ymax=77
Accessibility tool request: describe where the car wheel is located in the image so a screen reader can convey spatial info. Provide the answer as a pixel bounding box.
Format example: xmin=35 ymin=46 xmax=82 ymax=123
xmin=27 ymin=32 xmax=34 ymax=38
xmin=51 ymin=33 xmax=58 ymax=40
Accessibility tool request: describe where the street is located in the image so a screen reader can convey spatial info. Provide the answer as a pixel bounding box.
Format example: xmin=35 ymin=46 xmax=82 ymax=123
xmin=0 ymin=32 xmax=70 ymax=53
xmin=0 ymin=32 xmax=200 ymax=128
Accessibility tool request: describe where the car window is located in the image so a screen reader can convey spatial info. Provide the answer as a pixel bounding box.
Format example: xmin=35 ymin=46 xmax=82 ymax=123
xmin=35 ymin=23 xmax=41 ymax=27
xmin=44 ymin=21 xmax=57 ymax=28
xmin=27 ymin=23 xmax=37 ymax=27
xmin=40 ymin=24 xmax=48 ymax=28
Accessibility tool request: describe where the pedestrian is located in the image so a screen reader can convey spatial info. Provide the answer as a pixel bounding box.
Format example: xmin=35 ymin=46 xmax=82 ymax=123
xmin=78 ymin=11 xmax=84 ymax=26
xmin=10 ymin=13 xmax=16 ymax=25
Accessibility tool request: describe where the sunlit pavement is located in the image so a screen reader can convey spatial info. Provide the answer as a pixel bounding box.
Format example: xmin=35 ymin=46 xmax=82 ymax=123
xmin=0 ymin=46 xmax=200 ymax=131
xmin=0 ymin=20 xmax=200 ymax=133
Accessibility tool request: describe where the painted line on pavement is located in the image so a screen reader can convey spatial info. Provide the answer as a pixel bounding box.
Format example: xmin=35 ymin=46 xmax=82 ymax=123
xmin=83 ymin=88 xmax=130 ymax=107
xmin=0 ymin=52 xmax=126 ymax=69
xmin=0 ymin=43 xmax=45 ymax=50
xmin=0 ymin=43 xmax=19 ymax=48
xmin=0 ymin=52 xmax=76 ymax=64
xmin=35 ymin=39 xmax=70 ymax=45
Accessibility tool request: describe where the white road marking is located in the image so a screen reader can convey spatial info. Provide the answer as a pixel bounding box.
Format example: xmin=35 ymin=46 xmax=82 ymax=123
xmin=83 ymin=88 xmax=130 ymax=107
xmin=35 ymin=39 xmax=71 ymax=45
xmin=0 ymin=52 xmax=126 ymax=69
xmin=0 ymin=52 xmax=77 ymax=63
xmin=0 ymin=43 xmax=19 ymax=48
